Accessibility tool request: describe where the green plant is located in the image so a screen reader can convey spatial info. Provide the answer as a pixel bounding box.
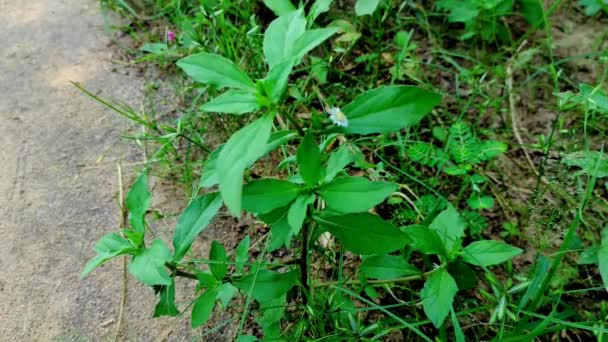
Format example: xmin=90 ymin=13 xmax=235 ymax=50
xmin=83 ymin=3 xmax=521 ymax=338
xmin=435 ymin=0 xmax=545 ymax=41
xmin=82 ymin=0 xmax=608 ymax=340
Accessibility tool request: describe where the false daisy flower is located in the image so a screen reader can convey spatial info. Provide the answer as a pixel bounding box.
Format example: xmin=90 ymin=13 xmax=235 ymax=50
xmin=327 ymin=106 xmax=348 ymax=127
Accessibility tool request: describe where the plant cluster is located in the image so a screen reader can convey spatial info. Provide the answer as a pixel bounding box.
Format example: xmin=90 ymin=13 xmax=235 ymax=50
xmin=84 ymin=0 xmax=608 ymax=340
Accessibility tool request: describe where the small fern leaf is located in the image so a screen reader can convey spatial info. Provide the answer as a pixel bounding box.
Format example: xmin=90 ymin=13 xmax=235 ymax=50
xmin=448 ymin=121 xmax=477 ymax=164
xmin=474 ymin=140 xmax=508 ymax=163
xmin=408 ymin=142 xmax=450 ymax=167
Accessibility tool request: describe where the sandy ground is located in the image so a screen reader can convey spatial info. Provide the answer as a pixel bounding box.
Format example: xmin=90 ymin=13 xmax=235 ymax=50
xmin=0 ymin=0 xmax=195 ymax=340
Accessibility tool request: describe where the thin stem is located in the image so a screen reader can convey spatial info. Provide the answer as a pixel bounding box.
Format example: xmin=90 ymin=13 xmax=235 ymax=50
xmin=300 ymin=223 xmax=310 ymax=296
xmin=314 ymin=266 xmax=440 ymax=288
xmin=280 ymin=107 xmax=305 ymax=136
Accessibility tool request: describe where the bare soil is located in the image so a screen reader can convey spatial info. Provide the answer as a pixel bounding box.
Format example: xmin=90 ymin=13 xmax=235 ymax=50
xmin=0 ymin=1 xmax=194 ymax=340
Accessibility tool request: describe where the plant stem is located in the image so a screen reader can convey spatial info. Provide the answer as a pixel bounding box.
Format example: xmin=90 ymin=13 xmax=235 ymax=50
xmin=314 ymin=266 xmax=440 ymax=288
xmin=280 ymin=107 xmax=305 ymax=136
xmin=300 ymin=223 xmax=310 ymax=297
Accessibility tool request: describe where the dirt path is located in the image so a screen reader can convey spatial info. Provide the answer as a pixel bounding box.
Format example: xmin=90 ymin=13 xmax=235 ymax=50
xmin=0 ymin=1 xmax=192 ymax=340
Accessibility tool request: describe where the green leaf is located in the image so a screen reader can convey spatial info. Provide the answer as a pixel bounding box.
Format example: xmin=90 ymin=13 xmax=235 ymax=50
xmin=82 ymin=233 xmax=136 ymax=278
xmin=466 ymin=194 xmax=494 ymax=210
xmin=360 ymin=255 xmax=420 ymax=279
xmin=318 ymin=176 xmax=397 ymax=213
xmin=263 ymin=0 xmax=296 ymax=16
xmin=563 ymin=150 xmax=608 ymax=178
xmin=578 ymin=245 xmax=600 ymax=265
xmin=263 ymin=9 xmax=307 ymax=68
xmin=519 ymin=0 xmax=545 ymax=28
xmin=580 ymin=0 xmax=605 ymax=16
xmin=436 ymin=0 xmax=479 ymax=23
xmin=429 ymin=205 xmax=466 ymax=256
xmin=355 ymin=0 xmax=381 ymax=16
xmin=196 ymin=271 xmax=219 ymax=289
xmin=177 ymin=53 xmax=255 ymax=91
xmin=236 ymin=336 xmax=258 ymax=342
xmin=310 ymin=56 xmax=328 ymax=84
xmin=200 ymin=90 xmax=260 ymax=115
xmin=297 ymin=133 xmax=323 ymax=186
xmin=580 ymin=83 xmax=608 ymax=112
xmin=153 ymin=279 xmax=180 ymax=317
xmin=599 ymin=235 xmax=608 ymax=293
xmin=260 ymin=206 xmax=294 ymax=251
xmin=128 ymin=239 xmax=172 ymax=286
xmin=262 ymin=59 xmax=294 ymax=103
xmin=315 ymin=212 xmax=411 ymax=255
xmin=201 ymin=131 xmax=298 ymax=190
xmin=126 ymin=171 xmax=151 ymax=235
xmin=242 ymin=178 xmax=301 ymax=214
xmin=200 ymin=146 xmax=222 ymax=189
xmin=309 ymin=0 xmax=333 ymax=22
xmin=461 ymin=240 xmax=523 ymax=266
xmin=235 ymin=236 xmax=250 ymax=273
xmin=421 ymin=268 xmax=458 ymax=328
xmin=402 ymin=225 xmax=446 ymax=256
xmin=210 ymin=241 xmax=228 ymax=280
xmin=292 ymin=28 xmax=338 ymax=64
xmin=232 ymin=269 xmax=299 ymax=302
xmin=447 ymin=261 xmax=478 ymax=290
xmin=218 ymin=114 xmax=274 ymax=216
xmin=217 ymin=282 xmax=238 ymax=309
xmin=173 ymin=193 xmax=223 ymax=261
xmin=256 ymin=295 xmax=286 ymax=338
xmin=343 ymin=86 xmax=441 ymax=135
xmin=324 ymin=144 xmax=360 ymax=182
xmin=287 ymin=193 xmax=315 ymax=235
xmin=191 ymin=288 xmax=218 ymax=328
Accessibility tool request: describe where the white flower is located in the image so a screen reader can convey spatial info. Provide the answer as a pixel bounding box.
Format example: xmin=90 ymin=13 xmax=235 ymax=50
xmin=327 ymin=106 xmax=348 ymax=127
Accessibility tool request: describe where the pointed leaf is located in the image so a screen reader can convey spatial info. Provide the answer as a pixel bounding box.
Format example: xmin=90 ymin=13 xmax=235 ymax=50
xmin=191 ymin=288 xmax=218 ymax=328
xmin=519 ymin=0 xmax=546 ymax=28
xmin=172 ymin=193 xmax=223 ymax=261
xmin=318 ymin=176 xmax=396 ymax=213
xmin=210 ymin=241 xmax=228 ymax=280
xmin=355 ymin=0 xmax=381 ymax=16
xmin=287 ymin=193 xmax=315 ymax=235
xmin=242 ymin=178 xmax=301 ymax=214
xmin=262 ymin=59 xmax=294 ymax=103
xmin=429 ymin=205 xmax=466 ymax=256
xmin=217 ymin=282 xmax=238 ymax=309
xmin=218 ymin=114 xmax=274 ymax=216
xmin=128 ymin=240 xmax=172 ymax=286
xmin=200 ymin=90 xmax=260 ymax=115
xmin=297 ymin=133 xmax=323 ymax=186
xmin=461 ymin=240 xmax=523 ymax=266
xmin=154 ymin=279 xmax=180 ymax=317
xmin=235 ymin=236 xmax=250 ymax=273
xmin=343 ymin=86 xmax=441 ymax=135
xmin=403 ymin=225 xmax=446 ymax=256
xmin=292 ymin=28 xmax=338 ymax=63
xmin=360 ymin=255 xmax=420 ymax=280
xmin=315 ymin=212 xmax=410 ymax=255
xmin=421 ymin=268 xmax=458 ymax=328
xmin=177 ymin=53 xmax=255 ymax=91
xmin=309 ymin=0 xmax=333 ymax=22
xmin=126 ymin=171 xmax=151 ymax=235
xmin=263 ymin=9 xmax=306 ymax=68
xmin=324 ymin=144 xmax=359 ymax=182
xmin=263 ymin=0 xmax=296 ymax=16
xmin=82 ymin=233 xmax=135 ymax=278
xmin=232 ymin=269 xmax=299 ymax=302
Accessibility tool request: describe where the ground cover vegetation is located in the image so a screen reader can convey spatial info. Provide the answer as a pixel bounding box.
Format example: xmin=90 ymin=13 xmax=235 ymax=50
xmin=81 ymin=0 xmax=608 ymax=340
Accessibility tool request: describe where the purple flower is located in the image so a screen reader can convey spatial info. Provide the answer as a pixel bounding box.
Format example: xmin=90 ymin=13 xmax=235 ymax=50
xmin=166 ymin=30 xmax=176 ymax=42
